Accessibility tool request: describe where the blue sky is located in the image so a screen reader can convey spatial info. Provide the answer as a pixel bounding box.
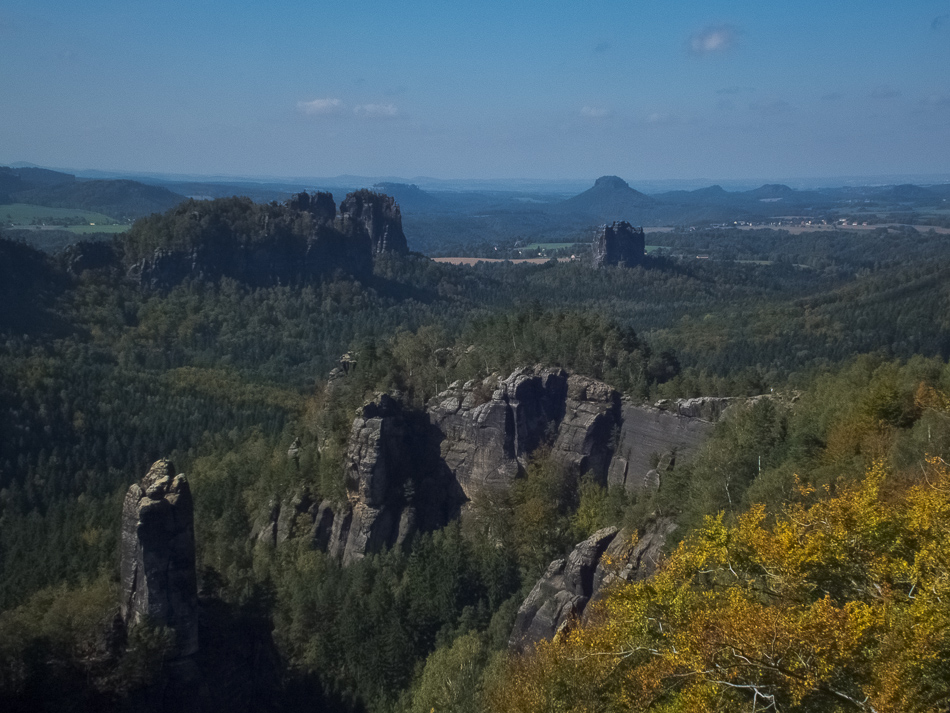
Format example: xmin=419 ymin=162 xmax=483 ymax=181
xmin=1 ymin=0 xmax=948 ymax=181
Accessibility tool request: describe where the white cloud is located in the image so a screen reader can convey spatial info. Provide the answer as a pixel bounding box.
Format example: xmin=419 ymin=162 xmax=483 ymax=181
xmin=689 ymin=25 xmax=739 ymax=56
xmin=580 ymin=106 xmax=609 ymax=118
xmin=297 ymin=98 xmax=344 ymax=116
xmin=354 ymin=103 xmax=399 ymax=118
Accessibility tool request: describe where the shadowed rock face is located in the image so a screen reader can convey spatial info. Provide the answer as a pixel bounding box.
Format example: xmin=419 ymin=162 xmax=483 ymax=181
xmin=275 ymin=394 xmax=461 ymax=566
xmin=120 ymin=459 xmax=198 ymax=659
xmin=592 ymin=220 xmax=645 ymax=268
xmin=127 ymin=189 xmax=406 ymax=288
xmin=509 ymin=517 xmax=678 ymax=653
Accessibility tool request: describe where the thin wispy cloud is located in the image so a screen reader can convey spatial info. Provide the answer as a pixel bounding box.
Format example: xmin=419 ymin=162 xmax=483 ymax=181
xmin=750 ymin=99 xmax=793 ymax=116
xmin=918 ymin=93 xmax=950 ymax=111
xmin=580 ymin=106 xmax=609 ymax=118
xmin=646 ymin=112 xmax=678 ymax=126
xmin=688 ymin=25 xmax=739 ymax=56
xmin=870 ymin=86 xmax=901 ymax=99
xmin=354 ymin=103 xmax=399 ymax=118
xmin=297 ymin=98 xmax=344 ymax=116
xmin=716 ymin=86 xmax=753 ymax=95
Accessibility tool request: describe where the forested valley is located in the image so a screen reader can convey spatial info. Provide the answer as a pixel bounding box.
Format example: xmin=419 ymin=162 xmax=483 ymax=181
xmin=2 ymin=191 xmax=950 ymax=712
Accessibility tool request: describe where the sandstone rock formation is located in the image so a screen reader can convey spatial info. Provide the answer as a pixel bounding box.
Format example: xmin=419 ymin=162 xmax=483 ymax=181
xmin=509 ymin=526 xmax=619 ymax=653
xmin=509 ymin=517 xmax=678 ymax=653
xmin=607 ymin=405 xmax=714 ymax=492
xmin=339 ymin=189 xmax=409 ymax=255
xmin=592 ymin=220 xmax=645 ymax=268
xmin=268 ymin=366 xmax=717 ymax=564
xmin=120 ymin=459 xmax=199 ymax=659
xmin=126 ymin=189 xmax=407 ymax=289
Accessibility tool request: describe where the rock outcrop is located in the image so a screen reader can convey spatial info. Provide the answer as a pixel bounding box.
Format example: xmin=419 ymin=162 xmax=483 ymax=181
xmin=607 ymin=405 xmax=715 ymax=492
xmin=509 ymin=517 xmax=677 ymax=653
xmin=125 ymin=189 xmax=407 ymax=289
xmin=61 ymin=240 xmax=120 ymax=276
xmin=256 ymin=395 xmax=463 ymax=564
xmin=429 ymin=369 xmax=621 ymax=497
xmin=592 ymin=220 xmax=645 ymax=268
xmin=509 ymin=527 xmax=619 ymax=653
xmin=279 ymin=366 xmax=718 ymax=564
xmin=120 ymin=459 xmax=199 ymax=659
xmin=339 ymin=189 xmax=409 ymax=255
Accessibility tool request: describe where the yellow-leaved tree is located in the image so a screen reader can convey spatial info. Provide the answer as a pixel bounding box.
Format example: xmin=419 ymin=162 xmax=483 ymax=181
xmin=488 ymin=455 xmax=950 ymax=712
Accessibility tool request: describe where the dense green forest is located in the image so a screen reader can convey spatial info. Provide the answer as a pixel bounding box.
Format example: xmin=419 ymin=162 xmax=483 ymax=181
xmin=1 ymin=192 xmax=950 ymax=712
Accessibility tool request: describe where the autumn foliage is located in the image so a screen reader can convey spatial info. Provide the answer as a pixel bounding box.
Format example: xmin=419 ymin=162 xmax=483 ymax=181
xmin=489 ymin=455 xmax=950 ymax=712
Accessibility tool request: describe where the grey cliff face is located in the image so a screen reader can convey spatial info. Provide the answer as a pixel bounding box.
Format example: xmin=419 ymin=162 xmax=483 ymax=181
xmin=258 ymin=394 xmax=461 ymax=565
xmin=508 ymin=526 xmax=620 ymax=653
xmin=120 ymin=459 xmax=199 ymax=659
xmin=607 ymin=405 xmax=715 ymax=493
xmin=429 ymin=368 xmax=570 ymax=498
xmin=338 ymin=189 xmax=409 ymax=255
xmin=592 ymin=220 xmax=645 ymax=268
xmin=269 ymin=366 xmax=717 ymax=565
xmin=509 ymin=517 xmax=678 ymax=653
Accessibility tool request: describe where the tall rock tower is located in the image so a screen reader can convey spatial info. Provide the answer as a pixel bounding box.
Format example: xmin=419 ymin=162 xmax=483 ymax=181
xmin=120 ymin=459 xmax=199 ymax=659
xmin=592 ymin=221 xmax=645 ymax=268
xmin=338 ymin=189 xmax=409 ymax=255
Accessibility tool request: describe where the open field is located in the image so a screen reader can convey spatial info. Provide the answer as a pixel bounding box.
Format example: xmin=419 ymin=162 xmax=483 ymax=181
xmin=520 ymin=241 xmax=584 ymax=251
xmin=732 ymin=223 xmax=950 ymax=235
xmin=432 ymin=256 xmax=561 ymax=265
xmin=1 ymin=203 xmax=120 ymax=226
xmin=61 ymin=224 xmax=128 ymax=234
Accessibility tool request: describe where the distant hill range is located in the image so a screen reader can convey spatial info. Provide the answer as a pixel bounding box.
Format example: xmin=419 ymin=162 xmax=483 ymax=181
xmin=549 ymin=175 xmax=950 ymax=226
xmin=373 ymin=183 xmax=440 ymax=212
xmin=0 ymin=166 xmax=184 ymax=219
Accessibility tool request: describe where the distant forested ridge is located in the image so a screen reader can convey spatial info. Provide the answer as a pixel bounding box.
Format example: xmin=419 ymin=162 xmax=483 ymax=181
xmin=1 ymin=166 xmax=184 ymax=219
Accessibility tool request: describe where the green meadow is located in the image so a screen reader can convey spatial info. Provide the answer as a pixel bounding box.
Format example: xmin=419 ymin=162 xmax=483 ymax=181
xmin=1 ymin=203 xmax=120 ymax=226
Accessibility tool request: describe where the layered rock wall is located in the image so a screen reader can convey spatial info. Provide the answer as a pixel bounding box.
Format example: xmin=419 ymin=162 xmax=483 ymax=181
xmin=607 ymin=405 xmax=714 ymax=492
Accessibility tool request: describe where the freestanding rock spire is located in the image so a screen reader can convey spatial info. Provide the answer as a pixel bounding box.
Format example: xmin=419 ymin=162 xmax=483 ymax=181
xmin=592 ymin=221 xmax=645 ymax=268
xmin=120 ymin=459 xmax=199 ymax=659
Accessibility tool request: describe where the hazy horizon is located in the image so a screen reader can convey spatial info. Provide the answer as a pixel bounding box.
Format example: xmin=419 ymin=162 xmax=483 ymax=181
xmin=2 ymin=1 xmax=948 ymax=181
